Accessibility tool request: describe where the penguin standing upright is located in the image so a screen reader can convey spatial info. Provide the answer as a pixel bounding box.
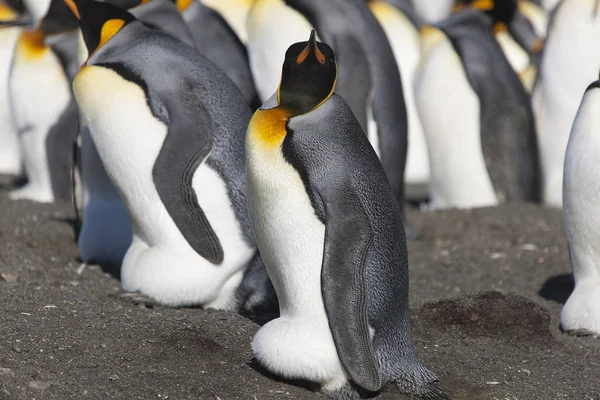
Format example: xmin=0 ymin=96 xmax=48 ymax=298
xmin=246 ymin=31 xmax=443 ymax=399
xmin=532 ymin=0 xmax=600 ymax=207
xmin=414 ymin=8 xmax=540 ymax=209
xmin=561 ymin=76 xmax=600 ymax=337
xmin=76 ymin=0 xmax=196 ymax=267
xmin=9 ymin=0 xmax=79 ymax=203
xmin=67 ymin=0 xmax=276 ymax=312
xmin=176 ymin=0 xmax=260 ymax=108
xmin=368 ymin=0 xmax=430 ymax=200
xmin=0 ymin=1 xmax=23 ymax=176
xmin=248 ymin=0 xmax=409 ymax=207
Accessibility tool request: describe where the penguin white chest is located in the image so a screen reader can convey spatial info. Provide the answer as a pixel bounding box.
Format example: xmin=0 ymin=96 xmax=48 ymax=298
xmin=415 ymin=32 xmax=498 ymax=209
xmin=246 ymin=132 xmax=326 ymax=315
xmin=246 ymin=112 xmax=347 ymax=387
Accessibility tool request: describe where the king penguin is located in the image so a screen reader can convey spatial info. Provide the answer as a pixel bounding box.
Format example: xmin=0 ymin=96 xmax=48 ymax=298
xmin=66 ymin=0 xmax=276 ymax=312
xmin=0 ymin=1 xmax=23 ymax=176
xmin=453 ymin=0 xmax=545 ymax=92
xmin=532 ymin=0 xmax=600 ymax=207
xmin=248 ymin=0 xmax=409 ymax=208
xmin=175 ymin=0 xmax=260 ymax=109
xmin=368 ymin=0 xmax=430 ymax=200
xmin=561 ymin=75 xmax=600 ymax=338
xmin=414 ymin=8 xmax=540 ymax=209
xmin=8 ymin=0 xmax=79 ymax=203
xmin=246 ymin=31 xmax=444 ymax=399
xmin=75 ymin=0 xmax=196 ymax=268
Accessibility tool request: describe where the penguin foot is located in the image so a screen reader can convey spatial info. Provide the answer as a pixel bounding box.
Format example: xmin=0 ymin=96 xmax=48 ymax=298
xmin=560 ymin=282 xmax=600 ymax=337
xmin=9 ymin=184 xmax=54 ymax=203
xmin=565 ymin=328 xmax=599 ymax=338
xmin=116 ymin=291 xmax=162 ymax=309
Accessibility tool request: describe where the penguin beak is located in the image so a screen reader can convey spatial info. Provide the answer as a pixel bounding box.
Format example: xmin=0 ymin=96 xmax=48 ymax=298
xmin=64 ymin=0 xmax=81 ymax=20
xmin=296 ymin=29 xmax=326 ymax=65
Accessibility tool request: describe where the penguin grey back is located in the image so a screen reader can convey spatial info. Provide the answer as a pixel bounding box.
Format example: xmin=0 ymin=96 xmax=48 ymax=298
xmin=439 ymin=9 xmax=541 ymax=202
xmin=182 ymin=1 xmax=260 ymax=109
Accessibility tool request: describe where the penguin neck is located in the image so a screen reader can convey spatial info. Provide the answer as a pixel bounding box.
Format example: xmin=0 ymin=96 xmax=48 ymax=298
xmin=16 ymin=29 xmax=49 ymax=61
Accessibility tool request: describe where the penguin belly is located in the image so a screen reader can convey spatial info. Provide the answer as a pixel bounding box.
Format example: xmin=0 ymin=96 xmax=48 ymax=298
xmin=247 ymin=0 xmax=314 ymax=102
xmin=561 ymin=88 xmax=600 ymax=336
xmin=0 ymin=27 xmax=22 ymax=176
xmin=415 ymin=36 xmax=498 ymax=209
xmin=370 ymin=1 xmax=430 ymax=199
xmin=74 ymin=66 xmax=254 ymax=308
xmin=9 ymin=33 xmax=71 ymax=203
xmin=78 ymin=127 xmax=132 ymax=267
xmin=246 ymin=131 xmax=346 ymax=387
xmin=533 ymin=1 xmax=600 ymax=207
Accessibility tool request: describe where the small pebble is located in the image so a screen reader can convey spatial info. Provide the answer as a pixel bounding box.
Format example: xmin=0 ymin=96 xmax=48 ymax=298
xmin=109 ymin=375 xmax=119 ymax=381
xmin=29 ymin=381 xmax=52 ymax=390
xmin=0 ymin=367 xmax=13 ymax=375
xmin=0 ymin=273 xmax=17 ymax=282
xmin=486 ymin=381 xmax=500 ymax=385
xmin=522 ymin=369 xmax=531 ymax=376
xmin=12 ymin=345 xmax=22 ymax=353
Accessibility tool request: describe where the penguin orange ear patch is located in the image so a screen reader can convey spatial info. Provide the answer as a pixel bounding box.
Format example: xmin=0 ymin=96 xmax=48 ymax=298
xmin=98 ymin=19 xmax=126 ymax=49
xmin=176 ymin=0 xmax=193 ymax=11
xmin=472 ymin=0 xmax=495 ymax=11
xmin=64 ymin=0 xmax=81 ymax=20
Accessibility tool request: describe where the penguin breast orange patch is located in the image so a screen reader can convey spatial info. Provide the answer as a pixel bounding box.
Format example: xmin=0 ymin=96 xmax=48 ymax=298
xmin=248 ymin=108 xmax=291 ymax=149
xmin=16 ymin=30 xmax=48 ymax=61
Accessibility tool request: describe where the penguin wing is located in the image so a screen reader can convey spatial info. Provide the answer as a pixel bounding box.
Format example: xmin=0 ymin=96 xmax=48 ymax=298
xmin=152 ymin=102 xmax=224 ymax=265
xmin=319 ymin=184 xmax=382 ymax=392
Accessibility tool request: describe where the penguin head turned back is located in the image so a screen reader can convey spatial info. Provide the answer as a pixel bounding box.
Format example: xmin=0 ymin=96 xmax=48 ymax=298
xmin=453 ymin=0 xmax=517 ymax=31
xmin=279 ymin=30 xmax=337 ymax=115
xmin=63 ymin=0 xmax=135 ymax=56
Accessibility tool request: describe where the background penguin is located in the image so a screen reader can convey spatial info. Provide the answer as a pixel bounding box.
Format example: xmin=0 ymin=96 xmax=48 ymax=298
xmin=368 ymin=0 xmax=431 ymax=201
xmin=0 ymin=1 xmax=23 ymax=176
xmin=9 ymin=0 xmax=79 ymax=203
xmin=414 ymin=0 xmax=454 ymax=23
xmin=561 ymin=76 xmax=600 ymax=338
xmin=414 ymin=8 xmax=540 ymax=209
xmin=248 ymin=0 xmax=409 ymax=209
xmin=453 ymin=0 xmax=545 ymax=91
xmin=176 ymin=0 xmax=260 ymax=109
xmin=67 ymin=0 xmax=276 ymax=312
xmin=246 ymin=31 xmax=444 ymax=399
xmin=75 ymin=0 xmax=196 ymax=268
xmin=201 ymin=0 xmax=252 ymax=44
xmin=532 ymin=0 xmax=600 ymax=207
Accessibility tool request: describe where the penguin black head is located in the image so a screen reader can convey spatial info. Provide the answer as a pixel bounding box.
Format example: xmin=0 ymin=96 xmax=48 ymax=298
xmin=278 ymin=30 xmax=337 ymax=115
xmin=64 ymin=0 xmax=135 ymax=56
xmin=453 ymin=0 xmax=517 ymax=32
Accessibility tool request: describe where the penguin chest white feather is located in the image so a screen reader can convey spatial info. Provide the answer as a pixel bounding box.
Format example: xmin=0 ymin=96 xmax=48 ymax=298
xmin=415 ymin=32 xmax=498 ymax=209
xmin=0 ymin=27 xmax=22 ymax=175
xmin=369 ymin=1 xmax=430 ymax=189
xmin=247 ymin=0 xmax=314 ymax=101
xmin=10 ymin=33 xmax=71 ymax=203
xmin=413 ymin=0 xmax=454 ymax=23
xmin=561 ymin=88 xmax=600 ymax=335
xmin=245 ymin=112 xmax=346 ymax=386
xmin=74 ymin=65 xmax=253 ymax=308
xmin=533 ymin=0 xmax=600 ymax=207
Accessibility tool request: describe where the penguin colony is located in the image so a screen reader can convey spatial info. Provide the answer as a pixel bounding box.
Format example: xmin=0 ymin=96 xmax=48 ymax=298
xmin=0 ymin=0 xmax=599 ymax=398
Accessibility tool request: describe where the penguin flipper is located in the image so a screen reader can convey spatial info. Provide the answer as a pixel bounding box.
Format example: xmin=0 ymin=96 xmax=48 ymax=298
xmin=319 ymin=187 xmax=381 ymax=393
xmin=152 ymin=104 xmax=224 ymax=265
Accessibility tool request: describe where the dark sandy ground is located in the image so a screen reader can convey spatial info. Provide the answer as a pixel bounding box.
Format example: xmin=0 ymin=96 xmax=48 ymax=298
xmin=0 ymin=186 xmax=599 ymax=400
